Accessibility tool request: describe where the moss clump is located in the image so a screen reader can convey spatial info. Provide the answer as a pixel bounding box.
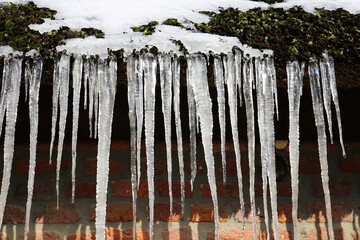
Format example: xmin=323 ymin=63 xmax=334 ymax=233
xmin=0 ymin=2 xmax=104 ymax=58
xmin=171 ymin=39 xmax=188 ymax=55
xmin=162 ymin=18 xmax=184 ymax=28
xmin=131 ymin=21 xmax=158 ymax=35
xmin=250 ymin=0 xmax=285 ymax=4
xmin=196 ymin=7 xmax=360 ymax=62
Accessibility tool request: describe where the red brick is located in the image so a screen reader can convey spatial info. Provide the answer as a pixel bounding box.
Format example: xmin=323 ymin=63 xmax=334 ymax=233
xmin=66 ymin=182 xmax=96 ymax=198
xmin=84 ymin=157 xmax=121 ymax=176
xmin=35 ymin=204 xmax=79 ymax=224
xmin=184 ymin=156 xmax=207 ymax=176
xmin=76 ymin=141 xmax=97 ymax=152
xmin=231 ymin=202 xmax=264 ymax=223
xmin=213 ymin=140 xmax=247 ymax=152
xmin=344 ymin=142 xmax=360 ymax=151
xmin=20 ymin=232 xmax=61 ymax=240
xmin=162 ymin=228 xmax=199 ymax=240
xmin=339 ymin=155 xmax=360 ymax=174
xmin=299 ymin=156 xmax=321 ymax=175
xmin=3 ymin=205 xmax=25 ymax=224
xmin=208 ymin=230 xmax=292 ymax=240
xmin=218 ymin=157 xmax=249 ymax=176
xmin=111 ymin=140 xmax=130 ymax=150
xmin=0 ymin=233 xmax=7 ymax=240
xmin=200 ymin=182 xmax=239 ymax=198
xmin=157 ymin=180 xmax=193 ymax=198
xmin=302 ymin=227 xmax=346 ymax=240
xmin=302 ymin=142 xmax=337 ymax=151
xmin=68 ymin=228 xmax=149 ymax=240
xmin=37 ymin=142 xmax=71 ymax=152
xmin=277 ymin=204 xmax=301 ymax=223
xmin=14 ymin=157 xmax=69 ymax=174
xmin=148 ymin=202 xmax=182 ymax=222
xmin=254 ymin=181 xmax=291 ymax=197
xmin=312 ymin=179 xmax=352 ymax=198
xmin=190 ymin=203 xmax=228 ymax=222
xmin=111 ymin=180 xmax=148 ymax=198
xmin=15 ymin=180 xmax=55 ymax=201
xmin=307 ymin=202 xmax=353 ymax=223
xmin=351 ymin=228 xmax=360 ymax=239
xmin=89 ymin=202 xmax=135 ymax=222
xmin=141 ymin=156 xmax=167 ymax=175
xmin=258 ymin=230 xmax=292 ymax=240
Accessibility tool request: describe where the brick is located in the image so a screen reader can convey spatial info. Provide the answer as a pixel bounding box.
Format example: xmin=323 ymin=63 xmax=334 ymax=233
xmin=35 ymin=204 xmax=79 ymax=224
xmin=351 ymin=228 xmax=360 ymax=239
xmin=141 ymin=156 xmax=167 ymax=175
xmin=200 ymin=182 xmax=239 ymax=198
xmin=312 ymin=179 xmax=352 ymax=198
xmin=213 ymin=140 xmax=247 ymax=152
xmin=258 ymin=230 xmax=292 ymax=240
xmin=14 ymin=157 xmax=69 ymax=174
xmin=277 ymin=204 xmax=301 ymax=223
xmin=184 ymin=156 xmax=207 ymax=176
xmin=299 ymin=156 xmax=321 ymax=175
xmin=157 ymin=180 xmax=193 ymax=198
xmin=208 ymin=230 xmax=292 ymax=240
xmin=190 ymin=203 xmax=228 ymax=222
xmin=231 ymin=202 xmax=264 ymax=223
xmin=148 ymin=202 xmax=182 ymax=222
xmin=254 ymin=181 xmax=291 ymax=197
xmin=0 ymin=233 xmax=7 ymax=240
xmin=3 ymin=205 xmax=25 ymax=224
xmin=68 ymin=228 xmax=149 ymax=240
xmin=76 ymin=141 xmax=97 ymax=152
xmin=84 ymin=157 xmax=121 ymax=176
xmin=66 ymin=182 xmax=96 ymax=198
xmin=307 ymin=202 xmax=353 ymax=223
xmin=218 ymin=157 xmax=249 ymax=176
xmin=111 ymin=140 xmax=130 ymax=150
xmin=339 ymin=155 xmax=360 ymax=174
xmin=302 ymin=142 xmax=337 ymax=151
xmin=159 ymin=141 xmax=186 ymax=151
xmin=37 ymin=142 xmax=71 ymax=152
xmin=89 ymin=202 xmax=135 ymax=222
xmin=111 ymin=180 xmax=148 ymax=198
xmin=20 ymin=232 xmax=61 ymax=240
xmin=302 ymin=227 xmax=346 ymax=240
xmin=162 ymin=228 xmax=199 ymax=240
xmin=15 ymin=180 xmax=55 ymax=201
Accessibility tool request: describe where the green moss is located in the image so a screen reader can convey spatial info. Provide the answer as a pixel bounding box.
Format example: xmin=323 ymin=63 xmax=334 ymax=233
xmin=131 ymin=21 xmax=158 ymax=35
xmin=250 ymin=0 xmax=285 ymax=4
xmin=196 ymin=7 xmax=360 ymax=62
xmin=0 ymin=2 xmax=104 ymax=58
xmin=171 ymin=39 xmax=189 ymax=55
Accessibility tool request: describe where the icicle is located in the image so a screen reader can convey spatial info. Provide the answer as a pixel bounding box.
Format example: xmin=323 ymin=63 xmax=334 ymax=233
xmin=323 ymin=53 xmax=346 ymax=157
xmin=24 ymin=61 xmax=30 ymax=102
xmin=172 ymin=55 xmax=185 ymax=215
xmin=83 ymin=58 xmax=89 ymax=110
xmin=0 ymin=56 xmax=22 ymax=228
xmin=286 ymin=61 xmax=304 ymax=240
xmin=243 ymin=57 xmax=257 ymax=240
xmin=308 ymin=58 xmax=334 ymax=240
xmin=95 ymin=56 xmax=117 ymax=240
xmin=186 ymin=62 xmax=197 ymax=191
xmin=55 ymin=54 xmax=70 ymax=209
xmin=71 ymin=55 xmax=83 ymax=203
xmin=187 ymin=54 xmax=219 ymax=240
xmin=143 ymin=53 xmax=157 ymax=240
xmin=0 ymin=56 xmax=12 ymax=138
xmin=127 ymin=55 xmax=138 ymax=240
xmin=159 ymin=53 xmax=173 ymax=214
xmin=213 ymin=55 xmax=226 ymax=184
xmin=23 ymin=58 xmax=42 ymax=240
xmin=94 ymin=63 xmax=99 ymax=139
xmin=88 ymin=57 xmax=96 ymax=138
xmin=268 ymin=57 xmax=279 ymax=121
xmin=49 ymin=58 xmax=60 ymax=164
xmin=223 ymin=53 xmax=245 ymax=228
xmin=234 ymin=49 xmax=243 ymax=107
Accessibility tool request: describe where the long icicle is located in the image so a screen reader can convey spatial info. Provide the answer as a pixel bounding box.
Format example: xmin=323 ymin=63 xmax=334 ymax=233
xmin=0 ymin=56 xmax=11 ymax=138
xmin=71 ymin=55 xmax=83 ymax=202
xmin=94 ymin=61 xmax=99 ymax=139
xmin=83 ymin=58 xmax=89 ymax=110
xmin=0 ymin=56 xmax=22 ymax=228
xmin=49 ymin=58 xmax=60 ymax=164
xmin=95 ymin=56 xmax=117 ymax=240
xmin=88 ymin=58 xmax=96 ymax=138
xmin=213 ymin=55 xmax=227 ymax=184
xmin=287 ymin=61 xmax=304 ymax=240
xmin=187 ymin=54 xmax=219 ymax=240
xmin=308 ymin=57 xmax=334 ymax=240
xmin=24 ymin=57 xmax=42 ymax=240
xmin=143 ymin=53 xmax=157 ymax=240
xmin=159 ymin=53 xmax=173 ymax=214
xmin=243 ymin=57 xmax=257 ymax=239
xmin=55 ymin=54 xmax=70 ymax=209
xmin=172 ymin=55 xmax=185 ymax=214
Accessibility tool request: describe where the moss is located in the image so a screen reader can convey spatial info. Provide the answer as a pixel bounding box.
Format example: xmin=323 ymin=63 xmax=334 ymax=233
xmin=250 ymin=0 xmax=285 ymax=4
xmin=195 ymin=7 xmax=360 ymax=62
xmin=131 ymin=21 xmax=158 ymax=35
xmin=0 ymin=2 xmax=104 ymax=58
xmin=171 ymin=39 xmax=189 ymax=55
xmin=162 ymin=18 xmax=184 ymax=28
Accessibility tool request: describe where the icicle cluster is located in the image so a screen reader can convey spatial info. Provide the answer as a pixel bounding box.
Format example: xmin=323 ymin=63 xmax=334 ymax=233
xmin=0 ymin=49 xmax=346 ymax=240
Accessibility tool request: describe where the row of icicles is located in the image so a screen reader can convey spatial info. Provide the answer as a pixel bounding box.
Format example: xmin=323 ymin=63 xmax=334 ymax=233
xmin=0 ymin=50 xmax=345 ymax=240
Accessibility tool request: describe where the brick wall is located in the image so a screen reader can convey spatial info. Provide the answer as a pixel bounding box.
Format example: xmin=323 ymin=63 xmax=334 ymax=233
xmin=1 ymin=139 xmax=359 ymax=239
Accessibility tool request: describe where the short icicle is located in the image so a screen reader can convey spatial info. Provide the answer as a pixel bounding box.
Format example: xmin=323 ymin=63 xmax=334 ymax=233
xmin=308 ymin=58 xmax=334 ymax=240
xmin=49 ymin=58 xmax=60 ymax=164
xmin=143 ymin=52 xmax=157 ymax=240
xmin=71 ymin=55 xmax=83 ymax=202
xmin=286 ymin=60 xmax=304 ymax=240
xmin=0 ymin=56 xmax=22 ymax=228
xmin=95 ymin=56 xmax=117 ymax=240
xmin=83 ymin=58 xmax=89 ymax=110
xmin=187 ymin=54 xmax=219 ymax=240
xmin=24 ymin=57 xmax=42 ymax=240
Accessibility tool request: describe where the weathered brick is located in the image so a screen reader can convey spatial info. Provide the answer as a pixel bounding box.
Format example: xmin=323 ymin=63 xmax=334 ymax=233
xmin=157 ymin=180 xmax=193 ymax=198
xmin=190 ymin=203 xmax=228 ymax=222
xmin=111 ymin=140 xmax=130 ymax=150
xmin=339 ymin=155 xmax=360 ymax=174
xmin=159 ymin=141 xmax=188 ymax=151
xmin=35 ymin=204 xmax=79 ymax=224
xmin=277 ymin=204 xmax=301 ymax=223
xmin=312 ymin=179 xmax=352 ymax=198
xmin=208 ymin=230 xmax=292 ymax=240
xmin=66 ymin=182 xmax=96 ymax=198
xmin=254 ymin=181 xmax=291 ymax=197
xmin=200 ymin=182 xmax=239 ymax=198
xmin=141 ymin=156 xmax=167 ymax=175
xmin=0 ymin=233 xmax=7 ymax=240
xmin=162 ymin=228 xmax=199 ymax=240
xmin=68 ymin=228 xmax=149 ymax=240
xmin=231 ymin=202 xmax=264 ymax=223
xmin=299 ymin=156 xmax=321 ymax=175
xmin=111 ymin=180 xmax=148 ymax=198
xmin=20 ymin=232 xmax=61 ymax=240
xmin=148 ymin=202 xmax=182 ymax=222
xmin=302 ymin=227 xmax=346 ymax=240
xmin=37 ymin=142 xmax=71 ymax=152
xmin=213 ymin=141 xmax=247 ymax=152
xmin=84 ymin=157 xmax=121 ymax=176
xmin=258 ymin=230 xmax=292 ymax=240
xmin=3 ymin=205 xmax=25 ymax=224
xmin=15 ymin=180 xmax=55 ymax=201
xmin=307 ymin=202 xmax=353 ymax=223
xmin=351 ymin=228 xmax=360 ymax=239
xmin=89 ymin=202 xmax=135 ymax=222
xmin=75 ymin=141 xmax=97 ymax=152
xmin=14 ymin=157 xmax=69 ymax=174
xmin=218 ymin=157 xmax=249 ymax=176
xmin=184 ymin=156 xmax=207 ymax=176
